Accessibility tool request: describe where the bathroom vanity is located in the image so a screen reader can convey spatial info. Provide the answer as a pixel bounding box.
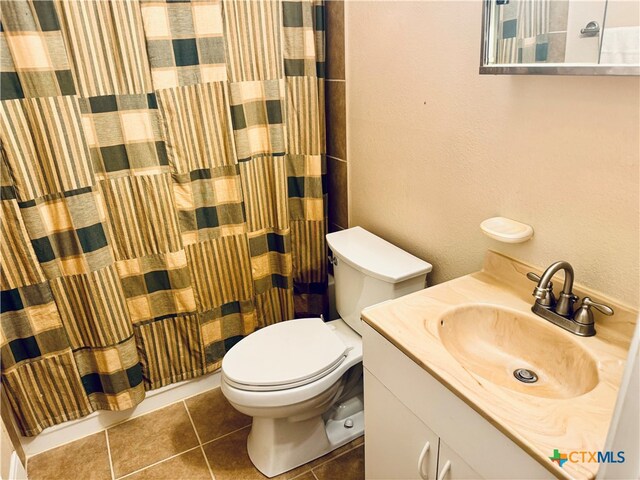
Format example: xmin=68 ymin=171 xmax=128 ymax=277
xmin=363 ymin=324 xmax=548 ymax=479
xmin=361 ymin=251 xmax=638 ymax=480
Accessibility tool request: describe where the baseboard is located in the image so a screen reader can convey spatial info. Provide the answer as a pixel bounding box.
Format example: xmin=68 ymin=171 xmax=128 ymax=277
xmin=20 ymin=371 xmax=220 ymax=459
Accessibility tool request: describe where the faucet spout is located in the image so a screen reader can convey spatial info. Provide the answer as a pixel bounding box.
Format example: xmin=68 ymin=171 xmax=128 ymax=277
xmin=536 ymin=261 xmax=574 ymax=295
xmin=534 ymin=261 xmax=576 ymax=317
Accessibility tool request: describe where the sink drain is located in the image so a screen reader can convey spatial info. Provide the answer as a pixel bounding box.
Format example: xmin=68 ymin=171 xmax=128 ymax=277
xmin=513 ymin=368 xmax=538 ymax=384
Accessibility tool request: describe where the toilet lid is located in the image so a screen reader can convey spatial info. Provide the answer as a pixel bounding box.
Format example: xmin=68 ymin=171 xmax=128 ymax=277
xmin=222 ymin=318 xmax=349 ymax=391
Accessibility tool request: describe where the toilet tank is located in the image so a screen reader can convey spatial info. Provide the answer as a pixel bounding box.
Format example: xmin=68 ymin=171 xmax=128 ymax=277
xmin=326 ymin=227 xmax=432 ymax=335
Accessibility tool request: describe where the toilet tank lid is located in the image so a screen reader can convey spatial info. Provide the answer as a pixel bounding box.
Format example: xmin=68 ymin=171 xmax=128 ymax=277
xmin=326 ymin=226 xmax=432 ymax=284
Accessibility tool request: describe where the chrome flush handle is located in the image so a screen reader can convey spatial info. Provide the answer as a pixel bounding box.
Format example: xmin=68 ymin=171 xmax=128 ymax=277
xmin=580 ymin=21 xmax=600 ymax=37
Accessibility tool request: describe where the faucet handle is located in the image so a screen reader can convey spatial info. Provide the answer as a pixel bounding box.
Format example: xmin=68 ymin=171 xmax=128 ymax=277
xmin=526 ymin=272 xmax=553 ymax=289
xmin=573 ymin=296 xmax=613 ymax=329
xmin=526 ymin=272 xmax=539 ymax=282
xmin=581 ymin=297 xmax=614 ymax=316
xmin=526 ymin=272 xmax=555 ymax=307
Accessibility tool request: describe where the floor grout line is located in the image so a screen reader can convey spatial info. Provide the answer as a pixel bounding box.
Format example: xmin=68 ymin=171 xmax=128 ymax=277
xmin=290 ymin=470 xmax=315 ymax=480
xmin=27 ymin=387 xmax=363 ymax=480
xmin=200 ymin=424 xmax=251 ymax=448
xmin=104 ymin=429 xmax=115 ymax=480
xmin=182 ymin=400 xmax=203 ymax=445
xmin=200 ymin=444 xmax=216 ymax=480
xmin=115 ymin=445 xmax=202 ymax=480
xmin=282 ymin=438 xmax=364 ymax=480
xmin=183 ymin=400 xmax=217 ymax=480
xmin=26 ymin=389 xmax=221 ymax=464
xmin=306 ymin=438 xmax=365 ymax=473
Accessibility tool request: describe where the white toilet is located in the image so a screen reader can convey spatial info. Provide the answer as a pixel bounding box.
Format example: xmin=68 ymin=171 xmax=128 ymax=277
xmin=221 ymin=226 xmax=432 ymax=477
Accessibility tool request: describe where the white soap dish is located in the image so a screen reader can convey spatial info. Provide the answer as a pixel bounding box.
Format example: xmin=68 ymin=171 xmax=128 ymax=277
xmin=480 ymin=217 xmax=533 ymax=243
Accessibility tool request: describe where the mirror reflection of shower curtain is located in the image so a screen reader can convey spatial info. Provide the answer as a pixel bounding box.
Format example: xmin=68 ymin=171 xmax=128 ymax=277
xmin=496 ymin=0 xmax=550 ymax=63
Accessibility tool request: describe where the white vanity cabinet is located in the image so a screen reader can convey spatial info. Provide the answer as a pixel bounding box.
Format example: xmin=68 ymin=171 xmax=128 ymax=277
xmin=362 ymin=323 xmax=554 ymax=480
xmin=436 ymin=440 xmax=482 ymax=480
xmin=365 ymin=369 xmax=440 ymax=479
xmin=365 ymin=369 xmax=478 ymax=480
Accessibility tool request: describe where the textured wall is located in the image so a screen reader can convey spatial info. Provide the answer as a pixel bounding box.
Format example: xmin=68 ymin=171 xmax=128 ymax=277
xmin=345 ymin=1 xmax=640 ymax=307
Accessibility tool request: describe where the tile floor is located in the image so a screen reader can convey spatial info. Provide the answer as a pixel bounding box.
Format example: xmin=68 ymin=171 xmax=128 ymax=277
xmin=27 ymin=387 xmax=364 ymax=480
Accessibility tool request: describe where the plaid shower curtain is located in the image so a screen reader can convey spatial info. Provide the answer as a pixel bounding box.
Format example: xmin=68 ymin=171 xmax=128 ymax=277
xmin=496 ymin=0 xmax=550 ymax=63
xmin=0 ymin=0 xmax=326 ymax=436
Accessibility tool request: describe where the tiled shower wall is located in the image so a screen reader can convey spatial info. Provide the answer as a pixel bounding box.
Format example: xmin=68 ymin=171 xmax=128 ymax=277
xmin=325 ymin=0 xmax=348 ymax=232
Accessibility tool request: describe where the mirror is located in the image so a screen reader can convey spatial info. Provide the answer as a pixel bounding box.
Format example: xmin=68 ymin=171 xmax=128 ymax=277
xmin=480 ymin=0 xmax=640 ymax=75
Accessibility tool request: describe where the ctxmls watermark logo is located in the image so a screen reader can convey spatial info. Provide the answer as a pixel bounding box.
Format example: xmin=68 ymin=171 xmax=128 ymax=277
xmin=550 ymin=449 xmax=625 ymax=468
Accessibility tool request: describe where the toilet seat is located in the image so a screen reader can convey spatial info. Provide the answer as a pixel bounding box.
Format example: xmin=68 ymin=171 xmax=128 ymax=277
xmin=222 ymin=318 xmax=349 ymax=392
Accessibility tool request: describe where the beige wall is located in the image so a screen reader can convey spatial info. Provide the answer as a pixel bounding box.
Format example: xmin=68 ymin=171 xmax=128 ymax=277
xmin=605 ymin=0 xmax=640 ymax=28
xmin=345 ymin=1 xmax=640 ymax=307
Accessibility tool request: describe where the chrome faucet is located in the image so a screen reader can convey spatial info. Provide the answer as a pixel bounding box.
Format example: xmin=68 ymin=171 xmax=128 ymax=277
xmin=527 ymin=261 xmax=613 ymax=337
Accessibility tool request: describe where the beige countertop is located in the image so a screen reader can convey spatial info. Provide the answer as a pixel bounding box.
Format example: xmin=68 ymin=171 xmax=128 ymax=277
xmin=361 ymin=251 xmax=638 ymax=480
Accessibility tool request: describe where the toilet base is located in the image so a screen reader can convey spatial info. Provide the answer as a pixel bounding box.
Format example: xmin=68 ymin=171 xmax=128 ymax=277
xmin=246 ymin=397 xmax=364 ymax=478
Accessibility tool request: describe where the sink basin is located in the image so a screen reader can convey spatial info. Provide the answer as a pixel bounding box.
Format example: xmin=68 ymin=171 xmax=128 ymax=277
xmin=437 ymin=304 xmax=599 ymax=399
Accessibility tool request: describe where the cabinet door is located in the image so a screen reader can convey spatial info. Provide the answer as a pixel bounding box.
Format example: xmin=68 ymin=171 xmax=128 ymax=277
xmin=365 ymin=369 xmax=439 ymax=480
xmin=437 ymin=441 xmax=482 ymax=480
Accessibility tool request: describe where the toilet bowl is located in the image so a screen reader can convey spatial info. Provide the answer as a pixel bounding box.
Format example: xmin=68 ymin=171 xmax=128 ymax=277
xmin=221 ymin=227 xmax=432 ymax=477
